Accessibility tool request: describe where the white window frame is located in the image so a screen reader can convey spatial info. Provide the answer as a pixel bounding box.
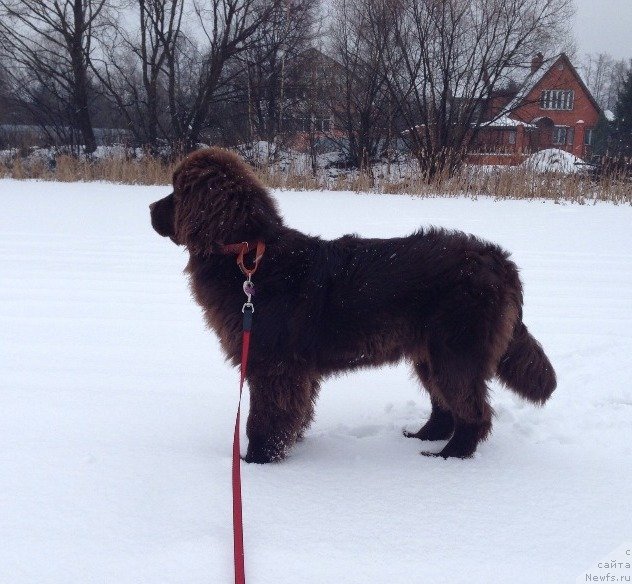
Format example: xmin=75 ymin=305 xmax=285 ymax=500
xmin=540 ymin=90 xmax=575 ymax=111
xmin=319 ymin=116 xmax=332 ymax=132
xmin=566 ymin=127 xmax=575 ymax=145
xmin=552 ymin=125 xmax=568 ymax=145
xmin=585 ymin=128 xmax=594 ymax=146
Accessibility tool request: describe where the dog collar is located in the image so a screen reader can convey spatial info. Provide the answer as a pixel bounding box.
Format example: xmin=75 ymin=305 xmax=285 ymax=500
xmin=218 ymin=240 xmax=266 ymax=277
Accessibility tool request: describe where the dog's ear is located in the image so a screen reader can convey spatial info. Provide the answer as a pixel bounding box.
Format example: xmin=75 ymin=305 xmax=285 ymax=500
xmin=172 ymin=149 xmax=283 ymax=255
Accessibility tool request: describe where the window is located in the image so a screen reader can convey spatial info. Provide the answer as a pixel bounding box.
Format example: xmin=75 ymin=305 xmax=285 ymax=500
xmin=508 ymin=130 xmax=516 ymax=145
xmin=566 ymin=127 xmax=575 ymax=145
xmin=540 ymin=90 xmax=574 ymax=110
xmin=284 ymin=115 xmax=332 ymax=133
xmin=553 ymin=126 xmax=568 ymax=145
xmin=320 ymin=117 xmax=331 ymax=132
xmin=585 ymin=128 xmax=594 ymax=146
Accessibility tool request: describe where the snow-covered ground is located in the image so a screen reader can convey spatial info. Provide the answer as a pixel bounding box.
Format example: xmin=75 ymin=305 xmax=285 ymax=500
xmin=1 ymin=179 xmax=631 ymax=583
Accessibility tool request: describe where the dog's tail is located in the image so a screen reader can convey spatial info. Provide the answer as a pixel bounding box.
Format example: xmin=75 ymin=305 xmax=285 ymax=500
xmin=496 ymin=321 xmax=556 ymax=404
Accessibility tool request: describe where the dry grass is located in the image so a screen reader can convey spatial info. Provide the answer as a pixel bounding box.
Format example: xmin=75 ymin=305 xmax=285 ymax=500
xmin=251 ymin=157 xmax=631 ymax=204
xmin=1 ymin=150 xmax=631 ymax=205
xmin=4 ymin=154 xmax=177 ymax=185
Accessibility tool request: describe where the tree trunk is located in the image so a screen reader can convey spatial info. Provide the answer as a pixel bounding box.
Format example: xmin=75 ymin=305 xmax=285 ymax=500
xmin=72 ymin=1 xmax=96 ymax=154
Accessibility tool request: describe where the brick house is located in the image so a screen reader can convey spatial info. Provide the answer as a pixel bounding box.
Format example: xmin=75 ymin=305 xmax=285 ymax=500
xmin=281 ymin=48 xmax=346 ymax=152
xmin=471 ymin=53 xmax=601 ymax=164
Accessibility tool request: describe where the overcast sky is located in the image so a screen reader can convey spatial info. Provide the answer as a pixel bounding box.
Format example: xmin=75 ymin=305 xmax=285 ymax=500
xmin=573 ymin=0 xmax=632 ymax=60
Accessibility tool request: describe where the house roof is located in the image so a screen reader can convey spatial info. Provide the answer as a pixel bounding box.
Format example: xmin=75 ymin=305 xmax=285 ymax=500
xmin=500 ymin=53 xmax=602 ymax=120
xmin=291 ymin=47 xmax=346 ymax=73
xmin=500 ymin=63 xmax=551 ymax=115
xmin=480 ymin=115 xmax=535 ymax=129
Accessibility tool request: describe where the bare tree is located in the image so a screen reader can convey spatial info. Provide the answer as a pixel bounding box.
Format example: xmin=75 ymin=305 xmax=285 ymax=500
xmin=330 ymin=0 xmax=394 ymax=169
xmin=579 ymin=52 xmax=632 ymax=112
xmin=0 ymin=58 xmax=11 ymax=123
xmin=0 ymin=0 xmax=108 ymax=153
xmin=237 ymin=0 xmax=318 ymax=148
xmin=93 ymin=0 xmax=184 ymax=151
xmin=164 ymin=0 xmax=286 ymax=149
xmin=582 ymin=53 xmax=615 ymax=110
xmin=295 ymin=47 xmax=333 ymax=174
xmin=381 ymin=0 xmax=575 ymax=178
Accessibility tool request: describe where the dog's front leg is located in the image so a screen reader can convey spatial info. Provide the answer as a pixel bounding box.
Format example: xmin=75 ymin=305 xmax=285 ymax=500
xmin=244 ymin=369 xmax=314 ymax=463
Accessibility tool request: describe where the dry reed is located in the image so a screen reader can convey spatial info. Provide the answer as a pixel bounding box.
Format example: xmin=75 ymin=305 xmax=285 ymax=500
xmin=1 ymin=150 xmax=630 ymax=205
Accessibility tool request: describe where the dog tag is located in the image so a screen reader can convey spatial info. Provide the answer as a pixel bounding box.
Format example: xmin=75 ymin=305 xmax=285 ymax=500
xmin=243 ymin=280 xmax=256 ymax=296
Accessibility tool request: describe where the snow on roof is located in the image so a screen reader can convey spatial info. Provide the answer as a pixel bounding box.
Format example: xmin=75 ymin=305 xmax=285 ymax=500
xmin=480 ymin=115 xmax=536 ymax=129
xmin=500 ymin=60 xmax=552 ymax=116
xmin=521 ymin=148 xmax=584 ymax=174
xmin=604 ymin=110 xmax=615 ymax=122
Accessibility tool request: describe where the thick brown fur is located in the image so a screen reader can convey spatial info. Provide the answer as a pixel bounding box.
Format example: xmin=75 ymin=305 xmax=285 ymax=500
xmin=150 ymin=147 xmax=556 ymax=462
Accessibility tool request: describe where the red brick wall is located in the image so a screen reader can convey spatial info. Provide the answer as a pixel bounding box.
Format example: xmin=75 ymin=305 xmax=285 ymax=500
xmin=511 ymin=55 xmax=600 ymax=160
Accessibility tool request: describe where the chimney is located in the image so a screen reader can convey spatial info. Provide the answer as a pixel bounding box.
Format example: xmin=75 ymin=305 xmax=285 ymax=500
xmin=531 ymin=52 xmax=544 ymax=74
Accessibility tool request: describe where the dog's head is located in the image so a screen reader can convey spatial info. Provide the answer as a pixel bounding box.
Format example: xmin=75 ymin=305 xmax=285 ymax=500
xmin=149 ymin=148 xmax=282 ymax=254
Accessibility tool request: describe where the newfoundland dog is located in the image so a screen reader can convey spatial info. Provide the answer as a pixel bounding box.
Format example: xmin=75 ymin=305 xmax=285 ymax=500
xmin=150 ymin=148 xmax=556 ymax=462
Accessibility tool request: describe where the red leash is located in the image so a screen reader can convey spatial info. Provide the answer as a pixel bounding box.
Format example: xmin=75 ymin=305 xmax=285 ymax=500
xmin=233 ymin=313 xmax=250 ymax=584
xmin=228 ymin=241 xmax=265 ymax=584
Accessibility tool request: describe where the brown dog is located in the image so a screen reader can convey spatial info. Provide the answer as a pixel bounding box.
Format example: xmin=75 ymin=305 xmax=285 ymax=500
xmin=150 ymin=147 xmax=556 ymax=462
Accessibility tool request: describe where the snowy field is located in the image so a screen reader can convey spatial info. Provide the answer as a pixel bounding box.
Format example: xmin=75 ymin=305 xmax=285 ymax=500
xmin=1 ymin=179 xmax=631 ymax=583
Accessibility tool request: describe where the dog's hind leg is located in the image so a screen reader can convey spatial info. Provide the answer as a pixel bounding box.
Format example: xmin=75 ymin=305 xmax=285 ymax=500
xmin=405 ymin=362 xmax=454 ymax=441
xmin=297 ymin=378 xmax=321 ymax=442
xmin=421 ymin=374 xmax=492 ymax=459
xmin=244 ymin=369 xmax=314 ymax=463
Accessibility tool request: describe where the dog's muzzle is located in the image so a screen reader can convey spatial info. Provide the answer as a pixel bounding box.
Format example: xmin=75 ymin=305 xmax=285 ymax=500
xmin=149 ymin=193 xmax=176 ymax=239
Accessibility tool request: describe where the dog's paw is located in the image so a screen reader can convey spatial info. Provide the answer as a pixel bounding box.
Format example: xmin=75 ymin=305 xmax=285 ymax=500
xmin=420 ymin=450 xmax=445 ymax=459
xmin=242 ymin=452 xmax=272 ymax=464
xmin=404 ymin=426 xmax=453 ymax=441
xmin=420 ymin=447 xmax=474 ymax=459
xmin=243 ymin=447 xmax=284 ymax=464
